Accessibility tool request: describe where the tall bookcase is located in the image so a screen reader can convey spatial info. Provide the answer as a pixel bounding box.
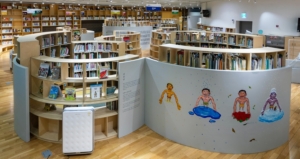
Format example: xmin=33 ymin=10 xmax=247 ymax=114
xmin=150 ymin=31 xmax=171 ymax=60
xmin=96 ymin=30 xmax=142 ymax=57
xmin=158 ymin=44 xmax=286 ymax=71
xmin=17 ymin=31 xmax=138 ymax=142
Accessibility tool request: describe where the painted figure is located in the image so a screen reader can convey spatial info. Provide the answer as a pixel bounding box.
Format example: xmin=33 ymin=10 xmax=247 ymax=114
xmin=194 ymin=88 xmax=216 ymax=110
xmin=233 ymin=90 xmax=250 ymax=114
xmin=261 ymin=88 xmax=281 ymax=115
xmin=159 ymin=83 xmax=181 ymax=110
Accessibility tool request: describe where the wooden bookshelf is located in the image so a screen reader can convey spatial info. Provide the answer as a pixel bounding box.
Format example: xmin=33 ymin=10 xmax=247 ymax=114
xmin=17 ymin=30 xmax=138 ymax=143
xmin=1 ymin=2 xmax=179 ymax=48
xmin=150 ymin=30 xmax=171 ymax=60
xmin=158 ymin=44 xmax=286 ymax=71
xmin=171 ymin=31 xmax=264 ymax=49
xmin=95 ymin=30 xmax=142 ymax=57
xmin=197 ymin=24 xmax=236 ymax=33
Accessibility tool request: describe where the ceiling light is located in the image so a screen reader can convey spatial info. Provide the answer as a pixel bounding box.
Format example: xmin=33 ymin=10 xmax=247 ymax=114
xmin=42 ymin=2 xmax=44 ymax=5
xmin=20 ymin=1 xmax=22 ymax=4
xmin=62 ymin=3 xmax=64 ymax=5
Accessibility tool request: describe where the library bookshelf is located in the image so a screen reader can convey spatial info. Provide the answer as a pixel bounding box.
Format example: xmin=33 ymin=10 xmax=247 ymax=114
xmin=104 ymin=20 xmax=152 ymax=27
xmin=1 ymin=2 xmax=178 ymax=49
xmin=150 ymin=30 xmax=171 ymax=60
xmin=96 ymin=30 xmax=142 ymax=57
xmin=158 ymin=44 xmax=286 ymax=71
xmin=197 ymin=24 xmax=235 ymax=33
xmin=17 ymin=31 xmax=138 ymax=142
xmin=170 ymin=31 xmax=264 ymax=49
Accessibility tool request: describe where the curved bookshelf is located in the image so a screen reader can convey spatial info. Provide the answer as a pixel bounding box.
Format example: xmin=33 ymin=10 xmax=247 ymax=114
xmin=170 ymin=30 xmax=264 ymax=49
xmin=95 ymin=30 xmax=142 ymax=56
xmin=150 ymin=30 xmax=171 ymax=60
xmin=158 ymin=44 xmax=286 ymax=70
xmin=16 ymin=30 xmax=139 ymax=143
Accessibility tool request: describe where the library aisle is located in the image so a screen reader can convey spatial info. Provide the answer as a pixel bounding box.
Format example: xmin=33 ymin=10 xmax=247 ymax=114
xmin=1 ymin=51 xmax=300 ymax=158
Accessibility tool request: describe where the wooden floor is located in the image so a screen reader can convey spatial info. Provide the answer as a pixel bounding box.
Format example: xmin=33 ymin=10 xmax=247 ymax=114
xmin=1 ymin=51 xmax=300 ymax=159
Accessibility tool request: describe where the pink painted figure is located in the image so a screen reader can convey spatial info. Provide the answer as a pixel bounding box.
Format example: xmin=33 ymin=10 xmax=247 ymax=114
xmin=261 ymin=88 xmax=281 ymax=115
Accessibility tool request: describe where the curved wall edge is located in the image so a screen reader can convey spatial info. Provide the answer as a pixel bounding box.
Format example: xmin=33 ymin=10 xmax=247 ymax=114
xmin=144 ymin=58 xmax=291 ymax=154
xmin=13 ymin=57 xmax=30 ymax=142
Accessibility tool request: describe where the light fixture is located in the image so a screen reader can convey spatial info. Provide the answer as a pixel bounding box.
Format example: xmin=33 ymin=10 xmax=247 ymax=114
xmin=254 ymin=0 xmax=256 ymax=3
xmin=20 ymin=1 xmax=22 ymax=4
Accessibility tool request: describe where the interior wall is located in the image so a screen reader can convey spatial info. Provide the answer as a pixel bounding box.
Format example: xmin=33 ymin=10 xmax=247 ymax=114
xmin=201 ymin=0 xmax=300 ymax=36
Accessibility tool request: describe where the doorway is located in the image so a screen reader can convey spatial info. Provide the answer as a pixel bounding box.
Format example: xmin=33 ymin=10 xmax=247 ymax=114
xmin=236 ymin=21 xmax=253 ymax=34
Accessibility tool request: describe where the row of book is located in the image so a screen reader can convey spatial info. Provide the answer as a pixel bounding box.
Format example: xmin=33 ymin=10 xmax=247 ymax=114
xmin=73 ymin=43 xmax=113 ymax=53
xmin=74 ymin=52 xmax=118 ymax=59
xmin=204 ymin=53 xmax=226 ymax=70
xmin=236 ymin=37 xmax=254 ymax=47
xmin=201 ymin=44 xmax=227 ymax=48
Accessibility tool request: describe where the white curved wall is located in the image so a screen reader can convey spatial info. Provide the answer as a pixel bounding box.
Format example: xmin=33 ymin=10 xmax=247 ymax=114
xmin=144 ymin=58 xmax=291 ymax=154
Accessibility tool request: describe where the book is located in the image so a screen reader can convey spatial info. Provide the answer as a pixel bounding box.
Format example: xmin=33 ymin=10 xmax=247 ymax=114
xmin=106 ymin=86 xmax=116 ymax=96
xmin=99 ymin=67 xmax=109 ymax=79
xmin=48 ymin=85 xmax=61 ymax=99
xmin=90 ymin=84 xmax=102 ymax=99
xmin=38 ymin=63 xmax=51 ymax=78
xmin=63 ymin=87 xmax=76 ymax=101
xmin=51 ymin=67 xmax=61 ymax=80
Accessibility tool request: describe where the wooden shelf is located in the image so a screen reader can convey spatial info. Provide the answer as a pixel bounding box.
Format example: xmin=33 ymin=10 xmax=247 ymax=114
xmin=30 ymin=93 xmax=84 ymax=105
xmin=158 ymin=44 xmax=286 ymax=70
xmin=161 ymin=44 xmax=284 ymax=53
xmin=94 ymin=107 xmax=118 ymax=119
xmin=32 ymin=54 xmax=137 ymax=63
xmin=30 ymin=104 xmax=63 ymax=120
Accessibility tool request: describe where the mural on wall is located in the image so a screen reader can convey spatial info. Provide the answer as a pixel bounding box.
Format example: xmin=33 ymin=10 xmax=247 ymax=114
xmin=232 ymin=90 xmax=251 ymax=122
xmin=259 ymin=88 xmax=284 ymax=123
xmin=189 ymin=88 xmax=221 ymax=123
xmin=159 ymin=83 xmax=181 ymax=110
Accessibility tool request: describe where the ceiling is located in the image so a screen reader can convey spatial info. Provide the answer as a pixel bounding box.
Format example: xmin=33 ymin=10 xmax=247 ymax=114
xmin=2 ymin=0 xmax=214 ymax=8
